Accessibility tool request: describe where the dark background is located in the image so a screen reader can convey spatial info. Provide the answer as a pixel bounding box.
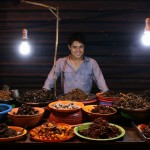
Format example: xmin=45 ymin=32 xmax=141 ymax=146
xmin=0 ymin=0 xmax=150 ymax=95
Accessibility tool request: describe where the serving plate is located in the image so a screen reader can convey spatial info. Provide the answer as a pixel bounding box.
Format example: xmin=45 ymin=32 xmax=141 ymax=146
xmin=16 ymin=99 xmax=56 ymax=107
xmin=57 ymin=93 xmax=97 ymax=105
xmin=74 ymin=122 xmax=125 ymax=141
xmin=0 ymin=126 xmax=27 ymax=142
xmin=29 ymin=123 xmax=75 ymax=142
xmin=57 ymin=93 xmax=96 ymax=101
xmin=48 ymin=101 xmax=84 ymax=113
xmin=17 ymin=89 xmax=55 ymax=107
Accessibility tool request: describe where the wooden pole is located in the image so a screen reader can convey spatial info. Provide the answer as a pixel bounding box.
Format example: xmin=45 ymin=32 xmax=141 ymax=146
xmin=53 ymin=7 xmax=59 ymax=98
xmin=21 ymin=1 xmax=60 ymax=97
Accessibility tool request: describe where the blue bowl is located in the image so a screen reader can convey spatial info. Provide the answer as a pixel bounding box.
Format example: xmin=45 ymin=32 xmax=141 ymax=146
xmin=0 ymin=104 xmax=12 ymax=119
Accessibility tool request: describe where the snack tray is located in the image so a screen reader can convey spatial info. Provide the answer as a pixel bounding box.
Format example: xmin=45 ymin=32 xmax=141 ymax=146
xmin=131 ymin=121 xmax=150 ymax=142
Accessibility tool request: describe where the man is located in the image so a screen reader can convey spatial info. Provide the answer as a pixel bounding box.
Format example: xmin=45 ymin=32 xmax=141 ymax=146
xmin=43 ymin=32 xmax=109 ymax=94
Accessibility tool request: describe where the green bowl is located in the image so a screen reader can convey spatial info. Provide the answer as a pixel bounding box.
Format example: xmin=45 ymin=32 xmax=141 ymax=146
xmin=74 ymin=122 xmax=125 ymax=141
xmin=120 ymin=107 xmax=150 ymax=121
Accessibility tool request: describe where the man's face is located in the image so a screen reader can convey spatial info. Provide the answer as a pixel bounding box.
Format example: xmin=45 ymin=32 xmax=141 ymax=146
xmin=68 ymin=41 xmax=84 ymax=59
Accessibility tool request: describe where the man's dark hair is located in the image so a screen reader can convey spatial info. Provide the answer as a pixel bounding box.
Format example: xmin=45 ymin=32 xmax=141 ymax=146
xmin=68 ymin=32 xmax=86 ymax=46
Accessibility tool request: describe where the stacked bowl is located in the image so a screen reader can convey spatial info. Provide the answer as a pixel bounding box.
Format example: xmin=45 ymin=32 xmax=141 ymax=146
xmin=96 ymin=91 xmax=121 ymax=106
xmin=48 ymin=100 xmax=84 ymax=125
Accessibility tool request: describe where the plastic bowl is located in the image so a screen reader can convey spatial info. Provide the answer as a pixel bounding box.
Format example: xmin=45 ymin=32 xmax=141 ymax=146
xmin=0 ymin=103 xmax=12 ymax=119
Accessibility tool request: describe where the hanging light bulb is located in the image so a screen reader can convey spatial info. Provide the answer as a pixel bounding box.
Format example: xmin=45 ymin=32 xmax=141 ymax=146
xmin=141 ymin=18 xmax=150 ymax=46
xmin=19 ymin=29 xmax=31 ymax=55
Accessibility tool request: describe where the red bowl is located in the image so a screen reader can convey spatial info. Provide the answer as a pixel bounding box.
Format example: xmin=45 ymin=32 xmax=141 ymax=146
xmin=96 ymin=92 xmax=120 ymax=102
xmin=48 ymin=109 xmax=83 ymax=125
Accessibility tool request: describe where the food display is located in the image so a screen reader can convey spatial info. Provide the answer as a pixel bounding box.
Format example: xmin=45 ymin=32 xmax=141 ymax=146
xmin=96 ymin=91 xmax=121 ymax=106
xmin=8 ymin=105 xmax=45 ymax=128
xmin=112 ymin=92 xmax=150 ymax=121
xmin=1 ymin=89 xmax=149 ymax=143
xmin=18 ymin=89 xmax=54 ymax=104
xmin=79 ymin=117 xmax=121 ymax=138
xmin=74 ymin=117 xmax=125 ymax=141
xmin=51 ymin=102 xmax=80 ymax=109
xmin=0 ymin=123 xmax=17 ymax=138
xmin=132 ymin=122 xmax=150 ymax=142
xmin=0 ymin=123 xmax=27 ymax=142
xmin=91 ymin=105 xmax=116 ymax=114
xmin=12 ymin=104 xmax=39 ymax=115
xmin=82 ymin=105 xmax=117 ymax=121
xmin=140 ymin=89 xmax=150 ymax=102
xmin=97 ymin=91 xmax=121 ymax=98
xmin=48 ymin=101 xmax=84 ymax=113
xmin=113 ymin=92 xmax=150 ymax=109
xmin=57 ymin=88 xmax=96 ymax=105
xmin=139 ymin=123 xmax=150 ymax=138
xmin=58 ymin=88 xmax=88 ymax=101
xmin=29 ymin=122 xmax=74 ymax=142
xmin=0 ymin=90 xmax=13 ymax=101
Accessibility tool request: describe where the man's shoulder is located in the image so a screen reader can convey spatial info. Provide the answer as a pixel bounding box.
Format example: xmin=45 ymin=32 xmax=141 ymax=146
xmin=84 ymin=56 xmax=96 ymax=63
xmin=57 ymin=56 xmax=68 ymax=62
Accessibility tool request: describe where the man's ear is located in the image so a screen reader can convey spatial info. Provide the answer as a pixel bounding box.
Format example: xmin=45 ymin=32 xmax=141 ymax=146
xmin=68 ymin=45 xmax=71 ymax=50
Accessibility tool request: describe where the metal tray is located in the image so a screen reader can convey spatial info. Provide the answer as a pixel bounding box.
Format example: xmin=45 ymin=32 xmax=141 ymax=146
xmin=131 ymin=121 xmax=150 ymax=142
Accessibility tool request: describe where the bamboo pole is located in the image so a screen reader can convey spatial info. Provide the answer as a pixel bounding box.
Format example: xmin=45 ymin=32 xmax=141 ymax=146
xmin=21 ymin=0 xmax=60 ymax=20
xmin=53 ymin=7 xmax=59 ymax=98
xmin=21 ymin=0 xmax=60 ymax=98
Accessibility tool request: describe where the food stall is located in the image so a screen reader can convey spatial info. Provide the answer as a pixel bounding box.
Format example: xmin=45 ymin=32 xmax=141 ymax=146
xmin=0 ymin=89 xmax=150 ymax=149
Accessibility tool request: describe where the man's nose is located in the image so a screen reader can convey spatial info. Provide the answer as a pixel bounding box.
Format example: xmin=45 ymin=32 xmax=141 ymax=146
xmin=76 ymin=47 xmax=81 ymax=52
